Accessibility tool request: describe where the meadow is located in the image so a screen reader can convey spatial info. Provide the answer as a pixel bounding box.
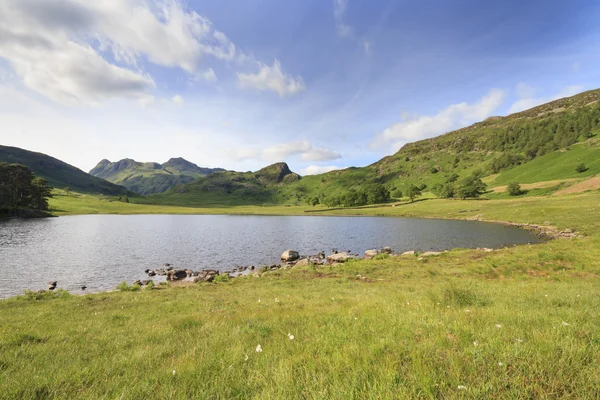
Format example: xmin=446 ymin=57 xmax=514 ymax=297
xmin=1 ymin=190 xmax=599 ymax=398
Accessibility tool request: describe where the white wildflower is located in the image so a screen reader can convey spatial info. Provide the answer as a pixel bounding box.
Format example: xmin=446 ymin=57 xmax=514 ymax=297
xmin=465 ymin=309 xmax=471 ymax=313
xmin=258 ymin=299 xmax=261 ymax=303
xmin=256 ymin=344 xmax=263 ymax=353
xmin=457 ymin=385 xmax=467 ymax=390
xmin=473 ymin=341 xmax=479 ymax=347
xmin=562 ymin=321 xmax=570 ymax=326
xmin=172 ymin=370 xmax=176 ymax=376
xmin=515 ymin=338 xmax=523 ymax=343
xmin=498 ymin=362 xmax=503 ymax=366
xmin=495 ymin=324 xmax=502 ymax=328
xmin=244 ymin=354 xmax=249 ymax=361
xmin=275 ymin=298 xmax=280 ymax=303
xmin=287 ymin=333 xmax=295 ymax=340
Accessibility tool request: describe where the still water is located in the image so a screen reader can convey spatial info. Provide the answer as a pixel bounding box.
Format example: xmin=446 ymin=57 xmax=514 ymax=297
xmin=0 ymin=214 xmax=543 ymax=298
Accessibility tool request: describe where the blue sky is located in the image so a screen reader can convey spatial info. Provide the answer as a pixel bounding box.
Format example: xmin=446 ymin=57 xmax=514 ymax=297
xmin=0 ymin=0 xmax=599 ymax=174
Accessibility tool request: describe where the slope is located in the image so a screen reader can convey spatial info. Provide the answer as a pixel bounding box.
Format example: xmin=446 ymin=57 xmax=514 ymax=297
xmin=90 ymin=157 xmax=224 ymax=195
xmin=0 ymin=145 xmax=130 ymax=195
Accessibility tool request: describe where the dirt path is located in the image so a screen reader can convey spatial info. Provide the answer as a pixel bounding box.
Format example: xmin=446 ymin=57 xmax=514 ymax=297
xmin=553 ymin=176 xmax=600 ymax=195
xmin=491 ymin=179 xmax=578 ymax=193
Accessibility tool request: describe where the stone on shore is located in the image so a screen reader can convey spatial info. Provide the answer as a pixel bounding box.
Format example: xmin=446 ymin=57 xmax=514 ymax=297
xmin=401 ymin=251 xmax=416 ymax=256
xmin=364 ymin=249 xmax=379 ymax=259
xmin=281 ymin=250 xmax=300 ymax=262
xmin=421 ymin=251 xmax=442 ymax=257
xmin=294 ymin=258 xmax=311 ymax=267
xmin=326 ymin=252 xmax=356 ymax=263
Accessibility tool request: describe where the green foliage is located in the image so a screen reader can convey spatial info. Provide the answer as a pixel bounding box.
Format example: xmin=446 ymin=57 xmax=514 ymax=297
xmin=372 ymin=253 xmax=390 ymax=260
xmin=576 ymin=163 xmax=588 ymax=173
xmin=406 ymin=184 xmax=422 ymax=202
xmin=213 ymin=273 xmax=230 ymax=283
xmin=456 ymin=173 xmax=487 ymax=199
xmin=507 ymin=182 xmax=523 ymax=196
xmin=19 ymin=289 xmax=72 ymax=301
xmin=116 ymin=281 xmax=141 ymax=292
xmin=0 ymin=163 xmax=53 ymax=215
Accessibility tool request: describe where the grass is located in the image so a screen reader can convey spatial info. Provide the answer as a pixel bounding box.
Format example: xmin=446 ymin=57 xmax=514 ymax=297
xmin=4 ymin=190 xmax=599 ymax=398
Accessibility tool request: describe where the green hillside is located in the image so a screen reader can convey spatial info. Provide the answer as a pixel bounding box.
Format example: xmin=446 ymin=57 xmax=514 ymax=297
xmin=146 ymin=162 xmax=301 ymax=206
xmin=0 ymin=146 xmax=130 ymax=196
xmin=90 ymin=157 xmax=224 ymax=195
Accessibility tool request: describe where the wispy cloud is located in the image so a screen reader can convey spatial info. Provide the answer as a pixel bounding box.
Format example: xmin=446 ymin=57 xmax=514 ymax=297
xmin=333 ymin=0 xmax=370 ymax=54
xmin=237 ymin=60 xmax=305 ymax=97
xmin=300 ymin=165 xmax=341 ymax=175
xmin=508 ymin=83 xmax=584 ymax=114
xmin=231 ymin=140 xmax=341 ymax=163
xmin=371 ymin=89 xmax=506 ymax=150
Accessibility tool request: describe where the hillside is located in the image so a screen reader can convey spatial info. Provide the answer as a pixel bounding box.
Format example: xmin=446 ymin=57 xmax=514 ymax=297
xmin=147 ymin=162 xmax=301 ymax=206
xmin=0 ymin=146 xmax=130 ymax=196
xmin=90 ymin=157 xmax=224 ymax=195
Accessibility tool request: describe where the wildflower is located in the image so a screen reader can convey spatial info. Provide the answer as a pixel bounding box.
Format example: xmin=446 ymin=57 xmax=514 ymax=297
xmin=244 ymin=354 xmax=249 ymax=361
xmin=498 ymin=362 xmax=503 ymax=366
xmin=332 ymin=297 xmax=335 ymax=300
xmin=258 ymin=299 xmax=261 ymax=303
xmin=562 ymin=321 xmax=570 ymax=326
xmin=172 ymin=370 xmax=176 ymax=376
xmin=473 ymin=341 xmax=479 ymax=347
xmin=457 ymin=385 xmax=467 ymax=390
xmin=256 ymin=344 xmax=263 ymax=353
xmin=465 ymin=309 xmax=471 ymax=313
xmin=275 ymin=298 xmax=280 ymax=303
xmin=287 ymin=333 xmax=295 ymax=340
xmin=495 ymin=324 xmax=502 ymax=328
xmin=515 ymin=338 xmax=523 ymax=343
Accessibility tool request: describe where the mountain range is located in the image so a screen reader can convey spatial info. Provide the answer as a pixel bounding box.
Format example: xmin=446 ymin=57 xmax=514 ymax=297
xmin=89 ymin=158 xmax=224 ymax=195
xmin=2 ymin=88 xmax=599 ymax=206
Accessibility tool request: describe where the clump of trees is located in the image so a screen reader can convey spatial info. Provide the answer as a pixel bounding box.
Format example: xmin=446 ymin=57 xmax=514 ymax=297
xmin=0 ymin=163 xmax=53 ymax=216
xmin=507 ymin=182 xmax=524 ymax=196
xmin=309 ymin=183 xmax=391 ymax=207
xmin=431 ymin=171 xmax=487 ymax=200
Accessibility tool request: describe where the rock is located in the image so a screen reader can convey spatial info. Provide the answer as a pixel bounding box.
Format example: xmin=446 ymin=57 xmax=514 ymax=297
xmin=147 ymin=270 xmax=156 ymax=277
xmin=421 ymin=251 xmax=442 ymax=257
xmin=144 ymin=269 xmax=150 ymax=273
xmin=133 ymin=280 xmax=142 ymax=286
xmin=479 ymin=248 xmax=494 ymax=252
xmin=381 ymin=247 xmax=393 ymax=254
xmin=185 ymin=269 xmax=194 ymax=277
xmin=326 ymin=252 xmax=355 ymax=263
xmin=141 ymin=280 xmax=153 ymax=286
xmin=81 ymin=285 xmax=87 ymax=291
xmin=364 ymin=249 xmax=379 ymax=259
xmin=156 ymin=269 xmax=166 ymax=276
xmin=166 ymin=270 xmax=187 ymax=281
xmin=294 ymin=258 xmax=311 ymax=267
xmin=401 ymin=251 xmax=416 ymax=256
xmin=318 ymin=251 xmax=325 ymax=259
xmin=281 ymin=250 xmax=300 ymax=262
xmin=249 ymin=265 xmax=255 ymax=271
xmin=253 ymin=271 xmax=261 ymax=278
xmin=162 ymin=263 xmax=171 ymax=267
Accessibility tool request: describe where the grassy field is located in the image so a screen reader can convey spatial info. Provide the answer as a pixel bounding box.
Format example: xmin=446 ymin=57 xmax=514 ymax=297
xmin=3 ymin=191 xmax=599 ymax=398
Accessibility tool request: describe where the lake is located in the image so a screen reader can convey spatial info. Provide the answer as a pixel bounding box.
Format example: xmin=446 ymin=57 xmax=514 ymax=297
xmin=0 ymin=214 xmax=543 ymax=298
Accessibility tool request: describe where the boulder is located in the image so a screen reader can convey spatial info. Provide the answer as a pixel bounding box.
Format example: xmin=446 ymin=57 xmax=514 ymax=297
xmin=364 ymin=249 xmax=379 ymax=259
xmin=421 ymin=251 xmax=442 ymax=257
xmin=147 ymin=270 xmax=156 ymax=277
xmin=326 ymin=252 xmax=355 ymax=263
xmin=133 ymin=280 xmax=142 ymax=286
xmin=281 ymin=250 xmax=300 ymax=262
xmin=381 ymin=247 xmax=393 ymax=254
xmin=294 ymin=258 xmax=311 ymax=267
xmin=167 ymin=270 xmax=187 ymax=281
xmin=141 ymin=280 xmax=153 ymax=286
xmin=185 ymin=269 xmax=194 ymax=277
xmin=401 ymin=251 xmax=416 ymax=256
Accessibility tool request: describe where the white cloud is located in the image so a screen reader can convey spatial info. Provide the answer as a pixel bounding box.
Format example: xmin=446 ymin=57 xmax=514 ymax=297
xmin=508 ymin=84 xmax=585 ymax=114
xmin=300 ymin=165 xmax=341 ymax=175
xmin=172 ymin=94 xmax=184 ymax=105
xmin=333 ymin=0 xmax=352 ymax=37
xmin=232 ymin=141 xmax=341 ymax=162
xmin=237 ymin=60 xmax=306 ymax=97
xmin=0 ymin=0 xmax=300 ymax=104
xmin=371 ymin=89 xmax=506 ymax=150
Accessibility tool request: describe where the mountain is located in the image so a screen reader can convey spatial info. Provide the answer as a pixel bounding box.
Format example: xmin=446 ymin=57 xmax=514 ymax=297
xmin=89 ymin=157 xmax=224 ymax=195
xmin=149 ymin=162 xmax=301 ymax=206
xmin=0 ymin=145 xmax=130 ymax=195
xmin=149 ymin=88 xmax=600 ymax=207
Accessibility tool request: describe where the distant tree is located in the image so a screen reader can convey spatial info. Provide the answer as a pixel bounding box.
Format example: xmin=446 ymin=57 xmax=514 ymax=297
xmin=392 ymin=189 xmax=403 ymax=199
xmin=456 ymin=174 xmax=487 ymax=199
xmin=31 ymin=177 xmax=53 ymax=210
xmin=576 ymin=163 xmax=588 ymax=173
xmin=406 ymin=184 xmax=422 ymax=202
xmin=430 ymin=166 xmax=439 ymax=174
xmin=365 ymin=184 xmax=391 ymax=204
xmin=507 ymin=182 xmax=523 ymax=196
xmin=64 ymin=186 xmax=71 ymax=195
xmin=445 ymin=173 xmax=459 ymax=183
xmin=432 ymin=183 xmax=455 ymax=199
xmin=0 ymin=163 xmax=53 ymax=215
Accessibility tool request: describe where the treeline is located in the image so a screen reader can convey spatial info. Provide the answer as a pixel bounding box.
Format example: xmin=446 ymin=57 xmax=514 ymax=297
xmin=0 ymin=163 xmax=53 ymax=216
xmin=307 ymin=184 xmax=391 ymax=207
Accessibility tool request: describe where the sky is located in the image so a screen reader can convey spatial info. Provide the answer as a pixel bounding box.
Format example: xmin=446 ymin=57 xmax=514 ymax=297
xmin=0 ymin=0 xmax=599 ymax=175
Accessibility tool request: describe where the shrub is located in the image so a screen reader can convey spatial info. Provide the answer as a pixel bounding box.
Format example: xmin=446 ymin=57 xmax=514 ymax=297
xmin=507 ymin=182 xmax=523 ymax=196
xmin=373 ymin=253 xmax=390 ymax=260
xmin=576 ymin=163 xmax=588 ymax=173
xmin=20 ymin=289 xmax=72 ymax=301
xmin=116 ymin=281 xmax=141 ymax=292
xmin=213 ymin=273 xmax=230 ymax=283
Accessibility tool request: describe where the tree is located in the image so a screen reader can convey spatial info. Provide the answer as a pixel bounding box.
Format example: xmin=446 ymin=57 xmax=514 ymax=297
xmin=576 ymin=163 xmax=588 ymax=173
xmin=0 ymin=163 xmax=53 ymax=215
xmin=64 ymin=186 xmax=71 ymax=195
xmin=406 ymin=184 xmax=422 ymax=202
xmin=31 ymin=177 xmax=53 ymax=210
xmin=456 ymin=174 xmax=487 ymax=199
xmin=507 ymin=182 xmax=523 ymax=196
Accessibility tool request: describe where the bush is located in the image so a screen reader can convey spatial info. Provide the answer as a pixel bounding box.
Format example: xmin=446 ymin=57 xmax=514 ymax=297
xmin=20 ymin=289 xmax=72 ymax=301
xmin=116 ymin=281 xmax=141 ymax=292
xmin=576 ymin=163 xmax=588 ymax=173
xmin=373 ymin=253 xmax=390 ymax=260
xmin=507 ymin=182 xmax=523 ymax=196
xmin=213 ymin=273 xmax=230 ymax=283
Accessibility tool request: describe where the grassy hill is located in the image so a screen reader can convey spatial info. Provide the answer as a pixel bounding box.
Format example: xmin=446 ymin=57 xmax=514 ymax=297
xmin=0 ymin=145 xmax=130 ymax=196
xmin=139 ymin=89 xmax=600 ymax=208
xmin=145 ymin=162 xmax=301 ymax=206
xmin=90 ymin=157 xmax=224 ymax=195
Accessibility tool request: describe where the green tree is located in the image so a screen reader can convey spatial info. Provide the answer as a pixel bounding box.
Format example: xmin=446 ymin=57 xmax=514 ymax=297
xmin=576 ymin=163 xmax=588 ymax=173
xmin=456 ymin=174 xmax=487 ymax=199
xmin=31 ymin=177 xmax=53 ymax=210
xmin=507 ymin=182 xmax=523 ymax=196
xmin=406 ymin=184 xmax=422 ymax=202
xmin=64 ymin=186 xmax=71 ymax=195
